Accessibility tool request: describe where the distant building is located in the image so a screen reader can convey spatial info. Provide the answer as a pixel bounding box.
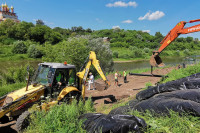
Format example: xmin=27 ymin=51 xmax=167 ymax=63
xmin=0 ymin=3 xmax=19 ymax=22
xmin=103 ymin=37 xmax=110 ymax=42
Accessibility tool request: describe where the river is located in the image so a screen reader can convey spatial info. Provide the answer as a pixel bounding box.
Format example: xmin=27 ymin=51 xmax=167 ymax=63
xmin=114 ymin=56 xmax=200 ymax=71
xmin=0 ymin=56 xmax=199 ymax=73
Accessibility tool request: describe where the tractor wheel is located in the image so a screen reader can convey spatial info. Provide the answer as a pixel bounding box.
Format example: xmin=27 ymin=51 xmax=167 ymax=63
xmin=0 ymin=115 xmax=9 ymax=124
xmin=62 ymin=91 xmax=81 ymax=103
xmin=16 ymin=111 xmax=31 ymax=132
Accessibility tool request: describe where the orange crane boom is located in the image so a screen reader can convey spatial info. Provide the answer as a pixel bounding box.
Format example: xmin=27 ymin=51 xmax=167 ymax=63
xmin=150 ymin=19 xmax=200 ymax=67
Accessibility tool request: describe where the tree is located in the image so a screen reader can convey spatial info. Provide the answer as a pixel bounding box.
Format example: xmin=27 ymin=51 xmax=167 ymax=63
xmin=87 ymin=37 xmax=114 ymax=72
xmin=42 ymin=36 xmax=114 ymax=73
xmin=36 ymin=19 xmax=45 ymax=25
xmin=44 ymin=31 xmax=63 ymax=44
xmin=0 ymin=19 xmax=16 ymax=37
xmin=155 ymin=32 xmax=164 ymax=43
xmin=186 ymin=36 xmax=193 ymax=43
xmin=29 ymin=25 xmax=51 ymax=44
xmin=15 ymin=21 xmax=34 ymax=40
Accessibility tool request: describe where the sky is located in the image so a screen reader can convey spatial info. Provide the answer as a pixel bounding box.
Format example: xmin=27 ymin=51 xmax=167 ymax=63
xmin=2 ymin=0 xmax=200 ymax=39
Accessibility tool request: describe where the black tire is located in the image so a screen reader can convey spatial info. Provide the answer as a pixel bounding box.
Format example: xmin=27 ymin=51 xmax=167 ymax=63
xmin=62 ymin=91 xmax=81 ymax=103
xmin=0 ymin=115 xmax=9 ymax=124
xmin=16 ymin=111 xmax=31 ymax=132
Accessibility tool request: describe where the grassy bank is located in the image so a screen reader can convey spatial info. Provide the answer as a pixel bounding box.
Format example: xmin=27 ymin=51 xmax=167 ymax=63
xmin=131 ymin=110 xmax=200 ymax=133
xmin=161 ymin=63 xmax=200 ymax=83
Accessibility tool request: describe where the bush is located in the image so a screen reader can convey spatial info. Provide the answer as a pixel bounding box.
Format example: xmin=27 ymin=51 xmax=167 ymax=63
xmin=183 ymin=49 xmax=190 ymax=56
xmin=1 ymin=64 xmax=34 ymax=85
xmin=173 ymin=50 xmax=180 ymax=56
xmin=12 ymin=41 xmax=27 ymax=54
xmin=133 ymin=49 xmax=144 ymax=58
xmin=119 ymin=53 xmax=130 ymax=59
xmin=113 ymin=51 xmax=118 ymax=58
xmin=143 ymin=48 xmax=150 ymax=53
xmin=27 ymin=44 xmax=42 ymax=58
xmin=2 ymin=37 xmax=15 ymax=45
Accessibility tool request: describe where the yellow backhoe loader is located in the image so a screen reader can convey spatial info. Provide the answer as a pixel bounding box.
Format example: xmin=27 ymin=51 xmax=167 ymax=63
xmin=0 ymin=51 xmax=110 ymax=132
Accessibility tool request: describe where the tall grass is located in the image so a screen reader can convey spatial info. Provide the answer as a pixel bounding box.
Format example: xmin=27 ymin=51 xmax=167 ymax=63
xmin=130 ymin=110 xmax=200 ymax=133
xmin=161 ymin=63 xmax=200 ymax=83
xmin=25 ymin=99 xmax=95 ymax=133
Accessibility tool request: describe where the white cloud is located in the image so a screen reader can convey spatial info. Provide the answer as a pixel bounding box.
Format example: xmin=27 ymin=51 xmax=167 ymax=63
xmin=112 ymin=26 xmax=120 ymax=29
xmin=106 ymin=1 xmax=137 ymax=8
xmin=138 ymin=11 xmax=165 ymax=21
xmin=95 ymin=18 xmax=103 ymax=23
xmin=122 ymin=19 xmax=133 ymax=24
xmin=142 ymin=30 xmax=150 ymax=33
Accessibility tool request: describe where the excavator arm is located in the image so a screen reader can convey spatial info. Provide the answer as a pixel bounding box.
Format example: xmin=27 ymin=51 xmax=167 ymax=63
xmin=76 ymin=51 xmax=110 ymax=99
xmin=150 ymin=19 xmax=200 ymax=67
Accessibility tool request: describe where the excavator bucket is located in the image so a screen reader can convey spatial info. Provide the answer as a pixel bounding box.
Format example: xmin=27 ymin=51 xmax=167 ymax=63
xmin=150 ymin=54 xmax=165 ymax=67
xmin=95 ymin=81 xmax=111 ymax=91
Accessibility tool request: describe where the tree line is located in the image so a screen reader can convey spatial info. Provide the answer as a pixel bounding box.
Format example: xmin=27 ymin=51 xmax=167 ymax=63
xmin=1 ymin=19 xmax=200 ymax=62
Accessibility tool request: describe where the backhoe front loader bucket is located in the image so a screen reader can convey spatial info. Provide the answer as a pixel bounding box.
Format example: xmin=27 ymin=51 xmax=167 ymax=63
xmin=150 ymin=54 xmax=165 ymax=67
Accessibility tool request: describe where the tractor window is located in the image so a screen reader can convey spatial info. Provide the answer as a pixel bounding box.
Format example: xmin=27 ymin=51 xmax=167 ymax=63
xmin=34 ymin=65 xmax=54 ymax=85
xmin=53 ymin=68 xmax=76 ymax=86
xmin=68 ymin=69 xmax=76 ymax=86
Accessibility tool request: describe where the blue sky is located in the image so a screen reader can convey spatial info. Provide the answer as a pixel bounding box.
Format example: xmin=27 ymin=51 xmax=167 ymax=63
xmin=2 ymin=0 xmax=200 ymax=38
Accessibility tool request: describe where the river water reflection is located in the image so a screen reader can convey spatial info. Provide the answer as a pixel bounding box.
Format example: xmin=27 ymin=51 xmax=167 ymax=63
xmin=114 ymin=56 xmax=200 ymax=71
xmin=0 ymin=60 xmax=41 ymax=73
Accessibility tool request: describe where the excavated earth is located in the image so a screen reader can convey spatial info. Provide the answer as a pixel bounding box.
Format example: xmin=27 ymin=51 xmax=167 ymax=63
xmin=85 ymin=67 xmax=175 ymax=109
xmin=0 ymin=67 xmax=175 ymax=132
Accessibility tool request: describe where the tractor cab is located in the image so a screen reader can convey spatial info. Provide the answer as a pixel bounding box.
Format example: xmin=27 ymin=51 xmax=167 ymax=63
xmin=33 ymin=62 xmax=77 ymax=98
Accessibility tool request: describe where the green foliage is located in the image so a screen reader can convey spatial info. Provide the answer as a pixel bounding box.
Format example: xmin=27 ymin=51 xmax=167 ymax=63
xmin=113 ymin=51 xmax=119 ymax=58
xmin=43 ymin=36 xmax=113 ymax=73
xmin=12 ymin=41 xmax=27 ymax=54
xmin=87 ymin=37 xmax=114 ymax=72
xmin=0 ymin=19 xmax=16 ymax=37
xmin=27 ymin=44 xmax=43 ymax=58
xmin=0 ymin=64 xmax=34 ymax=85
xmin=183 ymin=49 xmax=190 ymax=56
xmin=25 ymin=99 xmax=95 ymax=133
xmin=63 ymin=37 xmax=89 ymax=69
xmin=130 ymin=110 xmax=200 ymax=133
xmin=0 ymin=82 xmax=26 ymax=97
xmin=144 ymin=82 xmax=152 ymax=90
xmin=0 ymin=36 xmax=15 ymax=45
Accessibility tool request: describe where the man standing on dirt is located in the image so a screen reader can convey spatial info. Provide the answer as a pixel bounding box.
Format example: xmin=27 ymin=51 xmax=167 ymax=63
xmin=88 ymin=72 xmax=95 ymax=90
xmin=123 ymin=70 xmax=127 ymax=83
xmin=114 ymin=71 xmax=119 ymax=87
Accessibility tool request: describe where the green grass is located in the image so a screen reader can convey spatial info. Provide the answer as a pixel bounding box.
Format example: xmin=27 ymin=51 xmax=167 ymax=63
xmin=25 ymin=99 xmax=95 ymax=133
xmin=161 ymin=63 xmax=200 ymax=83
xmin=0 ymin=82 xmax=26 ymax=97
xmin=130 ymin=110 xmax=200 ymax=133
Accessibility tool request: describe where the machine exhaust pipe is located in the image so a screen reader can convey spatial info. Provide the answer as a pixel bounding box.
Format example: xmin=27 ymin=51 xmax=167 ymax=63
xmin=150 ymin=53 xmax=165 ymax=67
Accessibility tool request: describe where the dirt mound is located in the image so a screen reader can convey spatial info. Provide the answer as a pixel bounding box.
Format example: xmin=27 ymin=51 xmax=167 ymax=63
xmin=95 ymin=81 xmax=106 ymax=91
